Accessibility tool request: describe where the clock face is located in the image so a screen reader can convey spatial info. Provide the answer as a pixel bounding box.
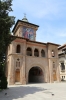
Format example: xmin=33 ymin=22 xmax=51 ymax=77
xmin=22 ymin=27 xmax=34 ymax=40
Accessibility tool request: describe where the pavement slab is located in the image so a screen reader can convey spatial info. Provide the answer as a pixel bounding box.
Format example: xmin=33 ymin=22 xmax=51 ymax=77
xmin=0 ymin=82 xmax=66 ymax=100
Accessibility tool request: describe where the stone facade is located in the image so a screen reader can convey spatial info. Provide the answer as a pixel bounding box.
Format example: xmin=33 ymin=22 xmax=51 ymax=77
xmin=58 ymin=44 xmax=66 ymax=81
xmin=6 ymin=16 xmax=60 ymax=85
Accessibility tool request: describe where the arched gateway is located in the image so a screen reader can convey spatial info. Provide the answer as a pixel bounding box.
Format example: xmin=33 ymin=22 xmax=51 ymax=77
xmin=28 ymin=66 xmax=44 ymax=83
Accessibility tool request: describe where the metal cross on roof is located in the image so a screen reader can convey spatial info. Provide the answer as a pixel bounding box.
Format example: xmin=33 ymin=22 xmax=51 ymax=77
xmin=24 ymin=13 xmax=26 ymax=18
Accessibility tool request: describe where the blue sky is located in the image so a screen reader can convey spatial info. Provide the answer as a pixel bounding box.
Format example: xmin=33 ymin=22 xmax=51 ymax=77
xmin=10 ymin=0 xmax=66 ymax=45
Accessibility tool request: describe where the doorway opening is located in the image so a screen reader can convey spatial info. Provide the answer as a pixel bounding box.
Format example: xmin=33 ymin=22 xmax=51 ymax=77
xmin=53 ymin=70 xmax=57 ymax=81
xmin=15 ymin=70 xmax=20 ymax=82
xmin=28 ymin=66 xmax=44 ymax=83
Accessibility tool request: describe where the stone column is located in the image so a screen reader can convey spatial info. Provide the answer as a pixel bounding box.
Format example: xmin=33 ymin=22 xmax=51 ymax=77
xmin=8 ymin=56 xmax=15 ymax=85
xmin=39 ymin=49 xmax=41 ymax=57
xmin=56 ymin=60 xmax=61 ymax=82
xmin=21 ymin=42 xmax=26 ymax=84
xmin=59 ymin=63 xmax=61 ymax=72
xmin=32 ymin=47 xmax=34 ymax=57
xmin=49 ymin=59 xmax=53 ymax=83
xmin=12 ymin=42 xmax=15 ymax=53
xmin=21 ymin=56 xmax=26 ymax=84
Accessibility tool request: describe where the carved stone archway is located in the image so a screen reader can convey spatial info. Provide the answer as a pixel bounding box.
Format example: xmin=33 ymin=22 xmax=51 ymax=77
xmin=28 ymin=66 xmax=44 ymax=83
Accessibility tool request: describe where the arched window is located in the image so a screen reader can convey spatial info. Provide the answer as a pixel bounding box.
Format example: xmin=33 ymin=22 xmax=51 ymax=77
xmin=41 ymin=49 xmax=45 ymax=57
xmin=26 ymin=47 xmax=32 ymax=56
xmin=16 ymin=62 xmax=20 ymax=67
xmin=16 ymin=58 xmax=20 ymax=69
xmin=16 ymin=45 xmax=20 ymax=53
xmin=34 ymin=49 xmax=39 ymax=57
xmin=51 ymin=50 xmax=55 ymax=57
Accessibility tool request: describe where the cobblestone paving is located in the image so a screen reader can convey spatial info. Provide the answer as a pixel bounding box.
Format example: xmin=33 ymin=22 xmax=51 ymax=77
xmin=0 ymin=82 xmax=66 ymax=100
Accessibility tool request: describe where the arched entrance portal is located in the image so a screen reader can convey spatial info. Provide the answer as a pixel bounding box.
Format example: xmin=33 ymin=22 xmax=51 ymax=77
xmin=28 ymin=66 xmax=44 ymax=83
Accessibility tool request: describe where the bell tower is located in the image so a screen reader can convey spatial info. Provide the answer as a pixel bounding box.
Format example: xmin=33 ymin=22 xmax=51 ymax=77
xmin=12 ymin=15 xmax=39 ymax=41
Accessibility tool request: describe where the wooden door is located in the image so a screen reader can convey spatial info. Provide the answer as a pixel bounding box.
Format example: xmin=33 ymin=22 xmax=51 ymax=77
xmin=15 ymin=70 xmax=20 ymax=82
xmin=53 ymin=70 xmax=57 ymax=81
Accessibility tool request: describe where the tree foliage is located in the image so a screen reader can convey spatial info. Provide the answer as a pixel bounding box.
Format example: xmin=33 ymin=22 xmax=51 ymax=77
xmin=0 ymin=0 xmax=15 ymax=89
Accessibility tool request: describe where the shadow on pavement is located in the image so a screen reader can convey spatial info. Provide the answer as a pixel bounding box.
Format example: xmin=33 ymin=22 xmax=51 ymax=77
xmin=0 ymin=85 xmax=47 ymax=100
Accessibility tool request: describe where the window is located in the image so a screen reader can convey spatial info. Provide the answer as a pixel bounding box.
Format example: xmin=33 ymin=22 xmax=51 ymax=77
xmin=34 ymin=49 xmax=39 ymax=57
xmin=61 ymin=63 xmax=65 ymax=71
xmin=62 ymin=76 xmax=64 ymax=81
xmin=51 ymin=50 xmax=55 ymax=57
xmin=26 ymin=47 xmax=32 ymax=56
xmin=16 ymin=62 xmax=20 ymax=67
xmin=41 ymin=49 xmax=45 ymax=57
xmin=62 ymin=76 xmax=63 ymax=78
xmin=16 ymin=58 xmax=20 ymax=68
xmin=64 ymin=76 xmax=65 ymax=78
xmin=16 ymin=45 xmax=20 ymax=53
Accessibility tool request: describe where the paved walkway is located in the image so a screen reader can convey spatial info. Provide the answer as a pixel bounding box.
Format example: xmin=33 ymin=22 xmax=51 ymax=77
xmin=0 ymin=82 xmax=66 ymax=100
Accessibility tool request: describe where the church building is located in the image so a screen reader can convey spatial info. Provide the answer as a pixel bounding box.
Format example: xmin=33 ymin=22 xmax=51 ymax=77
xmin=6 ymin=15 xmax=60 ymax=85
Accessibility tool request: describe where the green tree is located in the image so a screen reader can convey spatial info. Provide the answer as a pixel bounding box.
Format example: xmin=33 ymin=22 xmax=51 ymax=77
xmin=0 ymin=0 xmax=15 ymax=89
